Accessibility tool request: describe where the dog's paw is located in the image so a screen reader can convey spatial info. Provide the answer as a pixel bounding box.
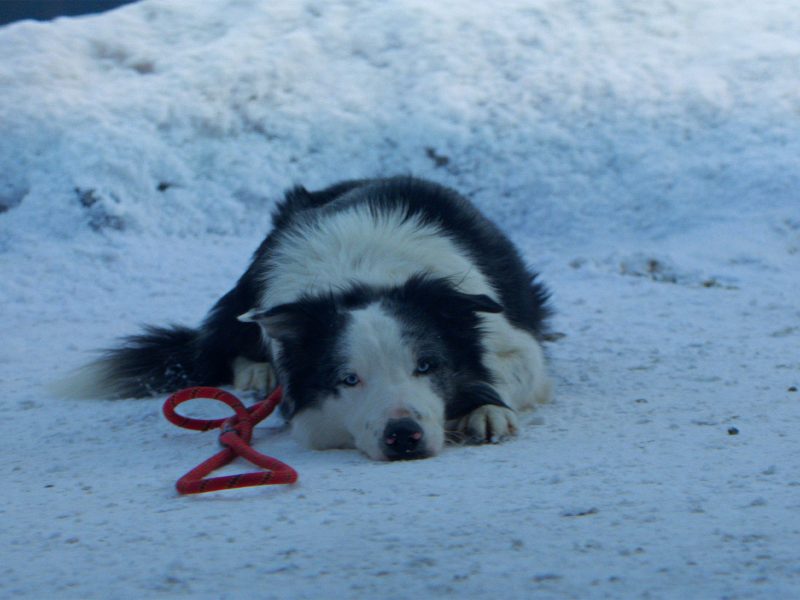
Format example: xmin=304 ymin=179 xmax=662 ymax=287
xmin=232 ymin=357 xmax=276 ymax=393
xmin=457 ymin=405 xmax=519 ymax=444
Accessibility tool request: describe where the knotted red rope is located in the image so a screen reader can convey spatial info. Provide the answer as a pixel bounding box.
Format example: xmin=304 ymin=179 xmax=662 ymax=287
xmin=162 ymin=386 xmax=298 ymax=494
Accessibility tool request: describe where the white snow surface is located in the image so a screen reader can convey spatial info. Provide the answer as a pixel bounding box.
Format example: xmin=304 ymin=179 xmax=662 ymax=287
xmin=1 ymin=0 xmax=799 ymax=598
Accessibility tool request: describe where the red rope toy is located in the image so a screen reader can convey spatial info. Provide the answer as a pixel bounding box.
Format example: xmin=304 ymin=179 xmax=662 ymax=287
xmin=162 ymin=386 xmax=298 ymax=494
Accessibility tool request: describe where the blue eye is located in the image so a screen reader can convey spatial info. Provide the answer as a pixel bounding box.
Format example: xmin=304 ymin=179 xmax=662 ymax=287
xmin=415 ymin=359 xmax=433 ymax=374
xmin=342 ymin=373 xmax=360 ymax=387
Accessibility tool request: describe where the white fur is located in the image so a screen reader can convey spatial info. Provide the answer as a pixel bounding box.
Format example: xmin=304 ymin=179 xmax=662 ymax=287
xmin=252 ymin=202 xmax=550 ymax=456
xmin=482 ymin=313 xmax=552 ymax=411
xmin=456 ymin=405 xmax=519 ymax=443
xmin=287 ymin=304 xmax=446 ymax=460
xmin=259 ymin=205 xmax=496 ymax=307
xmin=49 ymin=361 xmax=115 ymax=399
xmin=232 ymin=356 xmax=275 ymax=393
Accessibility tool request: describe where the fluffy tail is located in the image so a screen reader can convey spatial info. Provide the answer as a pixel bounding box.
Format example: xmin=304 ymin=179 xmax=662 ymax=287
xmin=55 ymin=325 xmax=204 ymax=399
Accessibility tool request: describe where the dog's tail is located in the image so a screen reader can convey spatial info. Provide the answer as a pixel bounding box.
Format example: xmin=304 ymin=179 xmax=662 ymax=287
xmin=53 ymin=324 xmax=206 ymax=399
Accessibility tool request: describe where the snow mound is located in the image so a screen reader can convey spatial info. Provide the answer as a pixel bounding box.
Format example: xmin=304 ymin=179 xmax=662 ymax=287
xmin=2 ymin=0 xmax=799 ymax=244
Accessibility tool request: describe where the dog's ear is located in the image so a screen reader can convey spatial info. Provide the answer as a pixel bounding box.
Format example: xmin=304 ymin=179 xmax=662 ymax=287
xmin=452 ymin=292 xmax=503 ymax=315
xmin=238 ymin=304 xmax=311 ymax=342
xmin=399 ymin=275 xmax=504 ymax=317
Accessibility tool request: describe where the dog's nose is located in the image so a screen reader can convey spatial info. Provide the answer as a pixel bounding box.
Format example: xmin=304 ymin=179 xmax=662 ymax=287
xmin=382 ymin=418 xmax=426 ymax=460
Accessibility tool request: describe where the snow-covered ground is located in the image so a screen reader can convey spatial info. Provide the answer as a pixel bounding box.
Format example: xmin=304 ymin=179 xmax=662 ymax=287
xmin=2 ymin=1 xmax=799 ymax=597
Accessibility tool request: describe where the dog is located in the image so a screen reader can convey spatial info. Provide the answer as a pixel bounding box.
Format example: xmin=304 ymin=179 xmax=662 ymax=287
xmin=66 ymin=177 xmax=552 ymax=460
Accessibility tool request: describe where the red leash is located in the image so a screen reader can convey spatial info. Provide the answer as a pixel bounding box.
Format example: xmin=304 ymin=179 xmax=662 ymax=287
xmin=162 ymin=386 xmax=298 ymax=494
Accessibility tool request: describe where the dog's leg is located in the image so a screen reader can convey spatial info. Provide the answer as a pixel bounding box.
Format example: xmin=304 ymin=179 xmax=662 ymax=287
xmin=456 ymin=404 xmax=520 ymax=443
xmin=483 ymin=318 xmax=552 ymax=411
xmin=232 ymin=356 xmax=276 ymax=393
xmin=453 ymin=318 xmax=551 ymax=443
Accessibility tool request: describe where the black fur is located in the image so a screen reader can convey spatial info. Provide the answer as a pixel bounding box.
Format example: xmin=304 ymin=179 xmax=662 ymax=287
xmin=95 ymin=325 xmax=198 ymax=396
xmin=382 ymin=275 xmax=511 ymax=422
xmin=259 ymin=177 xmax=550 ymax=336
xmin=88 ymin=177 xmax=550 ymax=401
xmin=257 ymin=275 xmax=509 ymax=419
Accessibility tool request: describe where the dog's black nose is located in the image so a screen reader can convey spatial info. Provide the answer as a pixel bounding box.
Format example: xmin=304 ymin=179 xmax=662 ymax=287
xmin=382 ymin=418 xmax=426 ymax=460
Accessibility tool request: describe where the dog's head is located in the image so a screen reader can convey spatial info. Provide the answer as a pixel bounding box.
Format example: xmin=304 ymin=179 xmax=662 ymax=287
xmin=242 ymin=275 xmax=503 ymax=460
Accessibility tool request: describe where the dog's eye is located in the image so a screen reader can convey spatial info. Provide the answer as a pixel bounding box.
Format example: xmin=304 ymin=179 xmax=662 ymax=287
xmin=415 ymin=359 xmax=435 ymax=375
xmin=341 ymin=373 xmax=360 ymax=387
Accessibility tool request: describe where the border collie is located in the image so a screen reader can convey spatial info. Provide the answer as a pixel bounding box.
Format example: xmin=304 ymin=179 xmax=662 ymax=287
xmin=69 ymin=177 xmax=552 ymax=460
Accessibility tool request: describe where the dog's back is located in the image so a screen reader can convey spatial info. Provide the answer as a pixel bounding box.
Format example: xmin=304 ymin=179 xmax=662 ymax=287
xmin=258 ymin=177 xmax=550 ymax=334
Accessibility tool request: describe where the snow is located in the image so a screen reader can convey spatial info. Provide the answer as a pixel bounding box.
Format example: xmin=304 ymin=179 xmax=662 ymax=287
xmin=1 ymin=0 xmax=799 ymax=597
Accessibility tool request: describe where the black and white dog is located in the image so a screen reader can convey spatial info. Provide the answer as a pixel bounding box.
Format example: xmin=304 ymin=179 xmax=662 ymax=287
xmin=71 ymin=177 xmax=552 ymax=460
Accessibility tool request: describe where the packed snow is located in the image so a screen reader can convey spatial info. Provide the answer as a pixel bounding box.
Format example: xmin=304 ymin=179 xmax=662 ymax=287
xmin=1 ymin=1 xmax=799 ymax=598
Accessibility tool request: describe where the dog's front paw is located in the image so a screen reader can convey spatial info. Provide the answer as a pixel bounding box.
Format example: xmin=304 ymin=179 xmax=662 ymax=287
xmin=232 ymin=357 xmax=276 ymax=393
xmin=457 ymin=405 xmax=519 ymax=444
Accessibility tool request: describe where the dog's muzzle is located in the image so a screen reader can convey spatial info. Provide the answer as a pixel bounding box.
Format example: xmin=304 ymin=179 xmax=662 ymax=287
xmin=382 ymin=417 xmax=427 ymax=460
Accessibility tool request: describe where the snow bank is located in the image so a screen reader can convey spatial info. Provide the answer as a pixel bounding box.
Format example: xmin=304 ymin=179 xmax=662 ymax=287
xmin=2 ymin=0 xmax=798 ymax=243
